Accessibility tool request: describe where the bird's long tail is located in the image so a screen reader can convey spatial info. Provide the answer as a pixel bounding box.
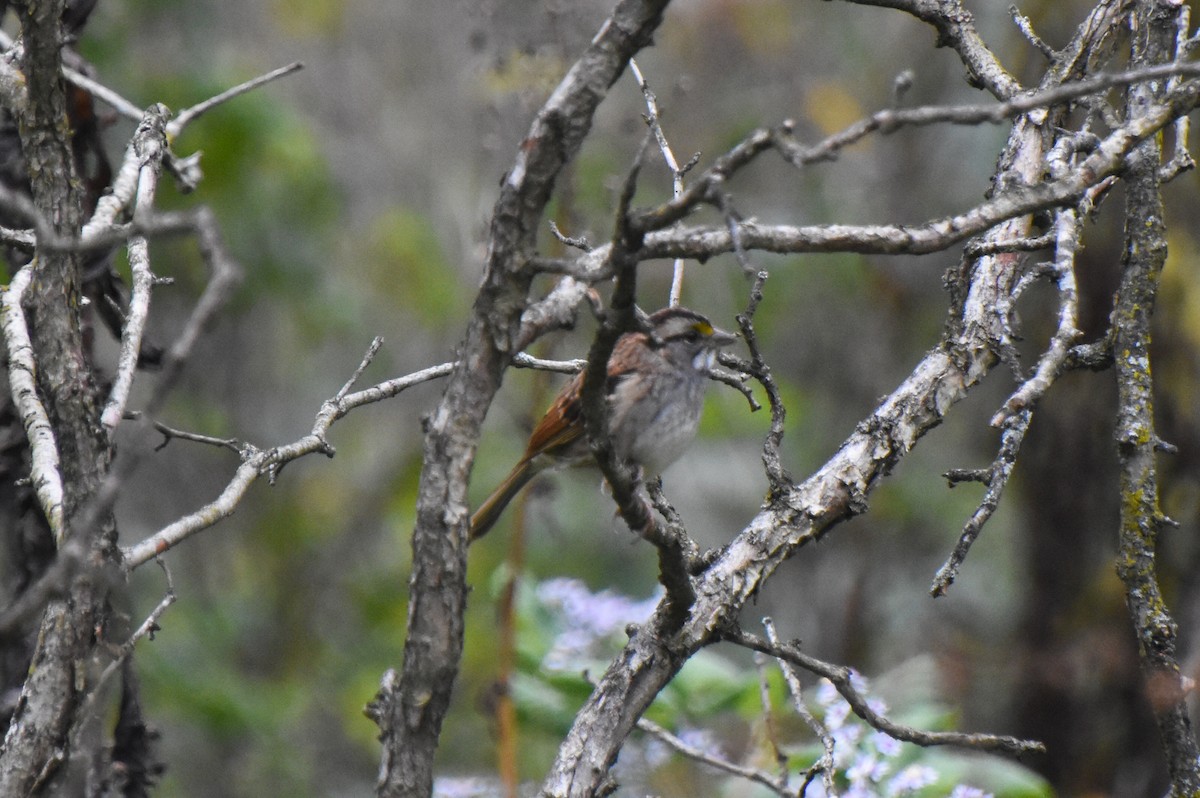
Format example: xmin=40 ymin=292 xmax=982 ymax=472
xmin=469 ymin=458 xmax=543 ymax=541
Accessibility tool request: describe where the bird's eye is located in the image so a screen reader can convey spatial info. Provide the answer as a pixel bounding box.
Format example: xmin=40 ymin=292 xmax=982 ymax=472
xmin=683 ymin=329 xmax=700 ymax=342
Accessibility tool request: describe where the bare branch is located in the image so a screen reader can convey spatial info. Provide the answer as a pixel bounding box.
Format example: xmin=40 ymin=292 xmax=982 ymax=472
xmin=724 ymin=626 xmax=1045 ymax=757
xmin=841 ymin=0 xmax=1022 ymax=98
xmin=710 ymin=356 xmax=760 ymax=411
xmin=101 ymin=105 xmax=171 ymax=433
xmin=636 ymin=716 xmax=787 ymax=794
xmin=990 ymin=142 xmax=1085 ymax=427
xmin=167 ymin=62 xmax=304 ymax=139
xmin=764 ymin=618 xmax=836 ymax=796
xmin=548 ymin=219 xmax=593 ymax=252
xmin=77 ymin=558 xmax=176 ymax=722
xmin=1161 ymin=2 xmax=1196 ymax=180
xmin=511 ymin=352 xmax=587 ymax=374
xmin=736 ymin=272 xmax=789 ymax=491
xmin=931 ymin=409 xmax=1032 ymax=597
xmin=1010 ymin=4 xmax=1057 ymax=60
xmin=122 ymin=356 xmax=456 ymax=569
xmin=536 ymin=74 xmax=1200 ymax=294
xmin=150 ymin=420 xmax=241 ymax=454
xmin=629 ymin=58 xmax=695 ymax=306
xmin=335 ymin=336 xmax=384 ymax=401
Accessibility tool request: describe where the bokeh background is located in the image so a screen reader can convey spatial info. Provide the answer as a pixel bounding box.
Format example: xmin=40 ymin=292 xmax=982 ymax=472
xmin=69 ymin=0 xmax=1200 ymax=794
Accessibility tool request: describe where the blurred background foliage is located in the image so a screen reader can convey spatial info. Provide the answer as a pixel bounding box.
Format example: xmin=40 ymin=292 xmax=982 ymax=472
xmin=61 ymin=0 xmax=1200 ymax=795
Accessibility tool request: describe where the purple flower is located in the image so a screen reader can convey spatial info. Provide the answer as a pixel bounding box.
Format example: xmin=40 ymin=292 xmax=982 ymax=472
xmin=948 ymin=787 xmax=993 ymax=798
xmin=886 ymin=764 xmax=937 ymax=795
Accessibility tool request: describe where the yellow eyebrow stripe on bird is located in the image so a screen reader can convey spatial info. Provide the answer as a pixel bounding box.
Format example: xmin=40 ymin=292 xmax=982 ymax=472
xmin=693 ymin=321 xmax=714 ymax=335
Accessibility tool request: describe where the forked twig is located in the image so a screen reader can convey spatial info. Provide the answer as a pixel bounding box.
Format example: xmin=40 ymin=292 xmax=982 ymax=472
xmin=724 ymin=626 xmax=1045 ymax=757
xmin=931 ymin=409 xmax=1032 ymax=597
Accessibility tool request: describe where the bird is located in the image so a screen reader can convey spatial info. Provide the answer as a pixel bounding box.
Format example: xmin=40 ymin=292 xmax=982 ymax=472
xmin=470 ymin=306 xmax=737 ymax=540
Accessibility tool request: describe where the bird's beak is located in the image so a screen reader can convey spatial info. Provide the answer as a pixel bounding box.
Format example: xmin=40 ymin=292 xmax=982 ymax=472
xmin=711 ymin=328 xmax=738 ymax=347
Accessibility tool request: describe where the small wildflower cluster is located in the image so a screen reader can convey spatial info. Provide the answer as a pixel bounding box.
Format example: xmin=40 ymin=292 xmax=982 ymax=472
xmin=523 ymin=579 xmax=1008 ymax=797
xmin=534 ymin=577 xmax=661 ymax=670
xmin=431 ymin=775 xmax=499 ymax=798
xmin=807 ymin=678 xmax=992 ymax=798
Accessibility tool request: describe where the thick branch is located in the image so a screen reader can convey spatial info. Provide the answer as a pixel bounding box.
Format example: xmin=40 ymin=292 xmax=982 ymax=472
xmin=0 ymin=266 xmax=65 ymax=544
xmin=371 ymin=4 xmax=672 ymax=795
xmin=0 ymin=3 xmax=115 ymax=791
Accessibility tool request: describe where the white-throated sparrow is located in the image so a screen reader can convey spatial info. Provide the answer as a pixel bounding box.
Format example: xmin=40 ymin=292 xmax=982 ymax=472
xmin=470 ymin=307 xmax=737 ymax=540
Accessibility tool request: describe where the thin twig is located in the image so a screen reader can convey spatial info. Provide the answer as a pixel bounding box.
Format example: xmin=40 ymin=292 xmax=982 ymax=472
xmin=710 ymin=357 xmax=760 ymax=411
xmin=1161 ymin=4 xmax=1196 ymax=181
xmin=964 ymin=231 xmax=1055 ymax=256
xmin=752 ymin=650 xmax=789 ymax=787
xmin=629 ymin=58 xmax=696 ymax=306
xmin=931 ymin=409 xmax=1033 ymax=597
xmin=764 ymin=618 xmax=836 ymax=797
xmin=511 ymin=352 xmax=587 ymax=373
xmin=636 ymin=715 xmax=788 ymax=795
xmin=151 ymin=421 xmax=242 ymax=454
xmin=335 ymin=336 xmax=384 ymax=402
xmin=79 ymin=558 xmax=177 ymax=720
xmin=167 ymin=62 xmax=304 ymax=139
xmin=1010 ymin=4 xmax=1057 ymax=60
xmin=774 ymin=61 xmax=1200 ymax=170
xmin=548 ymin=220 xmax=592 ymax=253
xmin=737 ymin=271 xmax=789 ymax=492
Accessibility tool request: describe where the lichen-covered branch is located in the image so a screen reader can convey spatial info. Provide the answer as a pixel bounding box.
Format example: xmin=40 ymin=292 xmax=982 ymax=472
xmin=1111 ymin=2 xmax=1200 ymax=792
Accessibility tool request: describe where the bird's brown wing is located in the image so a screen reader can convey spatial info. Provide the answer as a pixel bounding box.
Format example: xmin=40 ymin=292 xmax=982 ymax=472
xmin=522 ymin=330 xmax=648 ymax=458
xmin=523 ymin=371 xmax=586 ymax=458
